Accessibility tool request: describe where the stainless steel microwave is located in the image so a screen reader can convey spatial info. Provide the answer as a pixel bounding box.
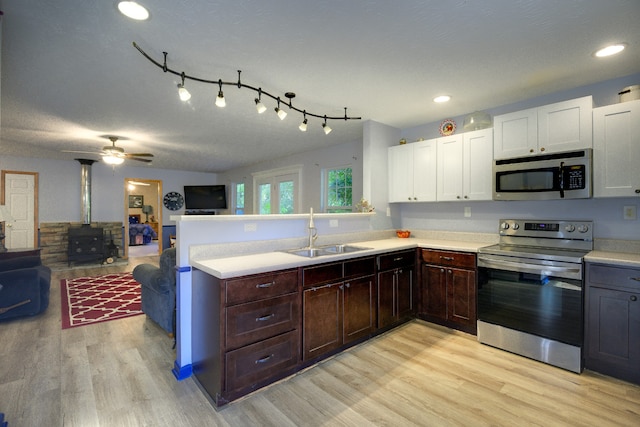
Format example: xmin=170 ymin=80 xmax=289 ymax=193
xmin=493 ymin=149 xmax=592 ymax=201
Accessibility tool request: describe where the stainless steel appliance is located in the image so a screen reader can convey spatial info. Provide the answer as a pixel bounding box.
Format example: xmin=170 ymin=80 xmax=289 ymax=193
xmin=493 ymin=149 xmax=592 ymax=201
xmin=477 ymin=219 xmax=593 ymax=373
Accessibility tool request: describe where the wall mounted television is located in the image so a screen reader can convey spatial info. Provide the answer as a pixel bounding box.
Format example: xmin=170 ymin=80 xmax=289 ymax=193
xmin=184 ymin=185 xmax=227 ymax=214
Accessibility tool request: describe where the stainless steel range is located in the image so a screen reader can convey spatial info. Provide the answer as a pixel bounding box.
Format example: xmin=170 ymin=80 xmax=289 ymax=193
xmin=477 ymin=219 xmax=593 ymax=373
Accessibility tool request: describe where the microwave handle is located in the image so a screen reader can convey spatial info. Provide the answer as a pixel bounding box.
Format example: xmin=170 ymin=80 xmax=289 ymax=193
xmin=559 ymin=161 xmax=565 ymax=198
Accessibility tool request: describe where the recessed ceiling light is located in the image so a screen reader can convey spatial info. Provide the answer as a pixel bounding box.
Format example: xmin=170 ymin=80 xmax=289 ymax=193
xmin=594 ymin=44 xmax=626 ymax=58
xmin=118 ymin=2 xmax=149 ymax=21
xmin=433 ymin=95 xmax=451 ymax=103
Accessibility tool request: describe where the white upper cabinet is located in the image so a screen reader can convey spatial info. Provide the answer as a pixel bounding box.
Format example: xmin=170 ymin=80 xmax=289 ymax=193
xmin=494 ymin=96 xmax=593 ymax=159
xmin=463 ymin=128 xmax=494 ymax=201
xmin=437 ymin=129 xmax=493 ymax=201
xmin=593 ymin=99 xmax=640 ymax=198
xmin=388 ymin=139 xmax=437 ymax=203
xmin=493 ymin=107 xmax=537 ymax=159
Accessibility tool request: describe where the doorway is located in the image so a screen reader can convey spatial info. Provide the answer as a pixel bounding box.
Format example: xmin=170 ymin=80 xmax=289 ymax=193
xmin=1 ymin=170 xmax=39 ymax=249
xmin=124 ymin=178 xmax=162 ymax=258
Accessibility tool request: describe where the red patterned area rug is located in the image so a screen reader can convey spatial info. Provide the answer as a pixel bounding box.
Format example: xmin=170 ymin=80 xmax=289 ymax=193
xmin=60 ymin=272 xmax=143 ymax=329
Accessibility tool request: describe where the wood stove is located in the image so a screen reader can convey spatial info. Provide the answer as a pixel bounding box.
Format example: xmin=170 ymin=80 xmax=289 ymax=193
xmin=68 ymin=225 xmax=104 ymax=266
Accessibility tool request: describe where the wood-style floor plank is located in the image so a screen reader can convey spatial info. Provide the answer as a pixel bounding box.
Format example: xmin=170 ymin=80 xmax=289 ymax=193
xmin=1 ymin=256 xmax=639 ymax=426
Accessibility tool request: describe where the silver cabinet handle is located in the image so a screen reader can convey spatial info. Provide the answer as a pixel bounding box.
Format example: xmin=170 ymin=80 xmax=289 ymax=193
xmin=256 ymin=314 xmax=274 ymax=322
xmin=255 ymin=354 xmax=274 ymax=364
xmin=256 ymin=281 xmax=275 ymax=288
xmin=630 ymin=295 xmax=637 ymax=302
xmin=440 ymin=256 xmax=454 ymax=261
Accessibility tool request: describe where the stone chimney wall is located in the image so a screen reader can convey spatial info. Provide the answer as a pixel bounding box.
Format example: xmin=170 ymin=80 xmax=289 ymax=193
xmin=39 ymin=221 xmax=123 ymax=267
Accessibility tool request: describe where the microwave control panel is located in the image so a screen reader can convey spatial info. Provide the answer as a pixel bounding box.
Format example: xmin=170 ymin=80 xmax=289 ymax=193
xmin=563 ymin=165 xmax=586 ymax=189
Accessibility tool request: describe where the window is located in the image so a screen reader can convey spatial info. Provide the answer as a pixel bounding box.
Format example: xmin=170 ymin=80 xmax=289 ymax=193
xmin=253 ymin=166 xmax=301 ymax=214
xmin=234 ymin=183 xmax=245 ymax=215
xmin=324 ymin=167 xmax=352 ymax=213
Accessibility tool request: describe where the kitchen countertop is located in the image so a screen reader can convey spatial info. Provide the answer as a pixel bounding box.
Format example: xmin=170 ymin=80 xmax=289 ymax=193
xmin=192 ymin=237 xmax=491 ymax=279
xmin=584 ymin=251 xmax=640 ymax=268
xmin=192 ymin=236 xmax=640 ymax=279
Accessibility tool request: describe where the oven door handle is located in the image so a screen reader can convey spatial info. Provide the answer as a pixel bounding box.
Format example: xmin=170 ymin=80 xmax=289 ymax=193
xmin=478 ymin=256 xmax=582 ymax=280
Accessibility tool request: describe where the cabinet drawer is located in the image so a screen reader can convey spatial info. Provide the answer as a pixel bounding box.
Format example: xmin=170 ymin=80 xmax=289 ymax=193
xmin=303 ymin=262 xmax=343 ymax=287
xmin=225 ymin=330 xmax=299 ymax=392
xmin=587 ymin=264 xmax=640 ymax=291
xmin=225 ymin=293 xmax=300 ymax=350
xmin=421 ymin=249 xmax=475 ymax=269
xmin=344 ymin=256 xmax=375 ymax=279
xmin=377 ymin=250 xmax=415 ymax=271
xmin=225 ymin=269 xmax=298 ymax=305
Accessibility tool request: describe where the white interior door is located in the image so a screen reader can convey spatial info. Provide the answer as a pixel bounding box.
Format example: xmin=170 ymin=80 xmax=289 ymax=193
xmin=2 ymin=171 xmax=37 ymax=249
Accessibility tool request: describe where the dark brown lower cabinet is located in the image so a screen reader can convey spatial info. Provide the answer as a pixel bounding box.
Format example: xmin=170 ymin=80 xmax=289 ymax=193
xmin=419 ymin=249 xmax=477 ymax=334
xmin=302 ymin=275 xmax=376 ymax=361
xmin=585 ymin=263 xmax=640 ymax=384
xmin=302 ymin=257 xmax=376 ymax=362
xmin=377 ymin=250 xmax=416 ymax=329
xmin=191 ymin=267 xmax=300 ymax=407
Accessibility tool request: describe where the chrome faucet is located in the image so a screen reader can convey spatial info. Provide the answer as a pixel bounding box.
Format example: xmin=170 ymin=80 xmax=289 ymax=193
xmin=308 ymin=207 xmax=318 ymax=249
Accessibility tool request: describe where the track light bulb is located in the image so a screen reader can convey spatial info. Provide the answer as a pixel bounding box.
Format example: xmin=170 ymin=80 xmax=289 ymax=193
xmin=255 ymin=98 xmax=267 ymax=114
xmin=322 ymin=122 xmax=332 ymax=135
xmin=275 ymin=107 xmax=287 ymax=120
xmin=216 ymin=90 xmax=226 ymax=107
xmin=177 ymin=84 xmax=191 ymax=101
xmin=299 ymin=118 xmax=308 ymax=132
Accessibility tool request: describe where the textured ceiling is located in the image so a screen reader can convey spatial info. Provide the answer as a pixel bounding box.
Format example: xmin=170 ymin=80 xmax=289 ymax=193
xmin=1 ymin=0 xmax=639 ymax=172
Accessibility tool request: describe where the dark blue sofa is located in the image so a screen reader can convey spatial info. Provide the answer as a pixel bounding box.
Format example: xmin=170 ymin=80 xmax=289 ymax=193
xmin=0 ymin=254 xmax=51 ymax=321
xmin=132 ymin=247 xmax=176 ymax=333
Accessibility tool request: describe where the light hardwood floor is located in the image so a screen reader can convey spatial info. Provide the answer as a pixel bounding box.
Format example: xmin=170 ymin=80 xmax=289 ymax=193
xmin=1 ymin=257 xmax=639 ymax=426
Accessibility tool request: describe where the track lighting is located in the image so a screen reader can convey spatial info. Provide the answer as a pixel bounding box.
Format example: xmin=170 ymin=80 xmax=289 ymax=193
xmin=255 ymin=88 xmax=267 ymax=114
xmin=299 ymin=112 xmax=308 ymax=132
xmin=215 ymin=79 xmax=226 ymax=107
xmin=177 ymin=72 xmax=191 ymax=101
xmin=133 ymin=42 xmax=362 ymax=133
xmin=322 ymin=116 xmax=332 ymax=135
xmin=275 ymin=98 xmax=287 ymax=120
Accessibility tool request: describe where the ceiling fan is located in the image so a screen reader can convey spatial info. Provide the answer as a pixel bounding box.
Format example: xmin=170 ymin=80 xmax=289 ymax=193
xmin=63 ymin=136 xmax=154 ymax=164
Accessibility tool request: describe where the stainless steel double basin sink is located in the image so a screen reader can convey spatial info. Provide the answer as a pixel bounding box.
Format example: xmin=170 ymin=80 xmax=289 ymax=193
xmin=284 ymin=244 xmax=371 ymax=258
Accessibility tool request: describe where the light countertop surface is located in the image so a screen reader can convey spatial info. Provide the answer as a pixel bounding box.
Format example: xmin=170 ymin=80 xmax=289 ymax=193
xmin=192 ymin=237 xmax=490 ymax=279
xmin=192 ymin=237 xmax=640 ymax=279
xmin=584 ymin=251 xmax=640 ymax=268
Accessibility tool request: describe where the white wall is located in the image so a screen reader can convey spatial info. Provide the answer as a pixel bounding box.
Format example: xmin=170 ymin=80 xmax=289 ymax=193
xmin=0 ymin=155 xmax=217 ymax=225
xmin=398 ymin=199 xmax=640 ymax=240
xmin=216 ymin=139 xmax=363 ymax=215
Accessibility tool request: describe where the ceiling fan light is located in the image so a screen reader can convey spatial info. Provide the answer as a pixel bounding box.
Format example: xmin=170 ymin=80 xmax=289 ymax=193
xmin=117 ymin=2 xmax=149 ymax=21
xmin=103 ymin=155 xmax=125 ymax=165
xmin=255 ymin=98 xmax=267 ymax=114
xmin=433 ymin=95 xmax=451 ymax=103
xmin=177 ymin=84 xmax=191 ymax=101
xmin=594 ymin=44 xmax=626 ymax=57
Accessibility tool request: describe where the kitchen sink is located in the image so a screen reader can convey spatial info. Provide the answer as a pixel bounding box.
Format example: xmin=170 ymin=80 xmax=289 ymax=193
xmin=319 ymin=244 xmax=370 ymax=254
xmin=284 ymin=244 xmax=371 ymax=258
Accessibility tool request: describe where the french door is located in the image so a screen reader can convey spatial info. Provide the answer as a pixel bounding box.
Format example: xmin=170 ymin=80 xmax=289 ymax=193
xmin=255 ymin=172 xmax=299 ymax=214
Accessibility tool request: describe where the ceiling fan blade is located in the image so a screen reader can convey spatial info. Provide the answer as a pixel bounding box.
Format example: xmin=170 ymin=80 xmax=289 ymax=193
xmin=128 ymin=157 xmax=153 ymax=163
xmin=124 ymin=153 xmax=154 ymax=157
xmin=61 ymin=150 xmax=102 ymax=155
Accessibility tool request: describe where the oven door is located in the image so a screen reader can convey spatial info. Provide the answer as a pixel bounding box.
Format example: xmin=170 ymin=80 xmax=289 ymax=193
xmin=477 ymin=254 xmax=583 ymax=347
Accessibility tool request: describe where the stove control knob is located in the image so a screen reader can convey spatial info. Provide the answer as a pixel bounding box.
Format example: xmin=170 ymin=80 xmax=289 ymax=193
xmin=500 ymin=222 xmax=510 ymax=230
xmin=565 ymin=224 xmax=576 ymax=232
xmin=511 ymin=223 xmax=520 ymax=230
xmin=577 ymin=224 xmax=589 ymax=233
